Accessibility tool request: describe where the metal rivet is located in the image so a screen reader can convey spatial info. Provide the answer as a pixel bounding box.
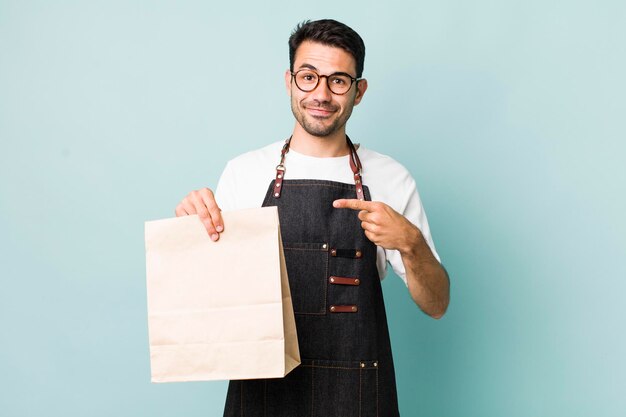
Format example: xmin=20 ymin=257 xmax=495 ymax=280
xmin=330 ymin=277 xmax=335 ymax=283
xmin=322 ymin=243 xmax=327 ymax=249
xmin=331 ymin=249 xmax=337 ymax=256
xmin=330 ymin=306 xmax=336 ymax=312
xmin=352 ymin=306 xmax=357 ymax=312
xmin=354 ymin=279 xmax=360 ymax=285
xmin=274 ymin=193 xmax=279 ymax=197
xmin=277 ymin=174 xmax=283 ymax=179
xmin=360 ymin=362 xmax=365 ymax=368
xmin=355 ymin=250 xmax=362 ymax=258
xmin=374 ymin=362 xmax=378 ymax=367
xmin=275 ymin=183 xmax=280 ymax=187
xmin=357 ymin=188 xmax=362 ymax=193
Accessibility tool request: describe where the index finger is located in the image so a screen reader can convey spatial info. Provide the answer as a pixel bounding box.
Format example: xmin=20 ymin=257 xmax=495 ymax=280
xmin=333 ymin=198 xmax=375 ymax=212
xmin=200 ymin=190 xmax=224 ymax=233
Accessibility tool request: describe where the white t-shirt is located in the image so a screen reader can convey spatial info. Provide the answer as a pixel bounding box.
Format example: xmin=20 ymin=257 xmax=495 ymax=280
xmin=215 ymin=140 xmax=440 ymax=286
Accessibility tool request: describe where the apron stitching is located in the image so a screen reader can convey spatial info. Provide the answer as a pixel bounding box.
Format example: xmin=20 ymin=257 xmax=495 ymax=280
xmin=359 ymin=366 xmax=362 ymax=417
xmin=283 ymin=182 xmax=355 ymax=188
xmin=311 ymin=361 xmax=315 ymax=417
xmin=324 ymin=250 xmax=329 ymax=314
xmin=376 ymin=365 xmax=379 ymax=417
xmin=300 ymin=365 xmax=371 ymax=370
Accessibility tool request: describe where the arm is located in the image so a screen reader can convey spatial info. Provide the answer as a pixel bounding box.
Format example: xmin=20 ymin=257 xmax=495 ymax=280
xmin=396 ymin=218 xmax=449 ymax=319
xmin=333 ymin=199 xmax=450 ymax=319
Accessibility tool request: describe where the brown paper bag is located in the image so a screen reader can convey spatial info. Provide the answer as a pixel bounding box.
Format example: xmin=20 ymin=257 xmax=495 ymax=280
xmin=145 ymin=206 xmax=300 ymax=382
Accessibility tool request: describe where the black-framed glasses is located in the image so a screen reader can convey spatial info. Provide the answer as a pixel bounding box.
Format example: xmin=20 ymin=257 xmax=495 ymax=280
xmin=291 ymin=69 xmax=360 ymax=95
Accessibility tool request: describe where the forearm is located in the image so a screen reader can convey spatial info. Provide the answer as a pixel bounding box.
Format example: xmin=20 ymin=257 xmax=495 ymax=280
xmin=332 ymin=198 xmax=450 ymax=317
xmin=399 ymin=224 xmax=450 ymax=319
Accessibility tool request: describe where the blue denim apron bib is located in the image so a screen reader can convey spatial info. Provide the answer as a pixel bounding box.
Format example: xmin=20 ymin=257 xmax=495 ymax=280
xmin=223 ymin=137 xmax=400 ymax=417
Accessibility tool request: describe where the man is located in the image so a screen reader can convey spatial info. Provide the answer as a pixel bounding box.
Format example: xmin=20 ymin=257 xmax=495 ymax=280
xmin=175 ymin=19 xmax=449 ymax=417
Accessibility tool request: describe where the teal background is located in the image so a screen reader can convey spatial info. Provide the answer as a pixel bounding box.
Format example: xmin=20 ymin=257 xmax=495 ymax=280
xmin=1 ymin=1 xmax=624 ymax=416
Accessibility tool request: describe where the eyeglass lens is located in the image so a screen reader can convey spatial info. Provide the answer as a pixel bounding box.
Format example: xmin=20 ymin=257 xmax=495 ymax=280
xmin=294 ymin=70 xmax=353 ymax=94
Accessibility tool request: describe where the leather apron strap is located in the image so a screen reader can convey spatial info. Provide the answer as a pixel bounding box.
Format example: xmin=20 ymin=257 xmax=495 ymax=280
xmin=272 ymin=136 xmax=364 ymax=200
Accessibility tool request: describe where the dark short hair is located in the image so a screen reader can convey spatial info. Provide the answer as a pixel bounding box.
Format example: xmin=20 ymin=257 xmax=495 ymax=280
xmin=289 ymin=19 xmax=366 ymax=78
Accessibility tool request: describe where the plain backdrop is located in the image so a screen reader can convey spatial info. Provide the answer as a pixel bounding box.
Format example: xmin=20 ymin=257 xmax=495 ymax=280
xmin=1 ymin=1 xmax=625 ymax=416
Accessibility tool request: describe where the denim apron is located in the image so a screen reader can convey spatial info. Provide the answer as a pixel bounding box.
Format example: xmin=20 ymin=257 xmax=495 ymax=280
xmin=223 ymin=137 xmax=400 ymax=417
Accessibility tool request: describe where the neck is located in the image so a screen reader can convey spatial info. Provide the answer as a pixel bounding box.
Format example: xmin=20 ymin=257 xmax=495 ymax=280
xmin=289 ymin=124 xmax=350 ymax=157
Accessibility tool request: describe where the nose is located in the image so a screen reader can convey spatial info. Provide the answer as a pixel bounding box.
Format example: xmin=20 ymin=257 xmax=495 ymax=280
xmin=309 ymin=76 xmax=333 ymax=102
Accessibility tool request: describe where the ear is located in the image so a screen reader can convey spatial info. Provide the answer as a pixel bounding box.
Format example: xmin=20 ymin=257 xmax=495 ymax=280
xmin=353 ymin=78 xmax=368 ymax=106
xmin=284 ymin=69 xmax=292 ymax=96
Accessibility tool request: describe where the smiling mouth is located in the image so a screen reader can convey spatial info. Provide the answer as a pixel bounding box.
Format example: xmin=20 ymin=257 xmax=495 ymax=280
xmin=306 ymin=107 xmax=335 ymax=117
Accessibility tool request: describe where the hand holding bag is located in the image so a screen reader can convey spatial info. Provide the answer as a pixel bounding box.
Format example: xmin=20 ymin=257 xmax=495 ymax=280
xmin=145 ymin=206 xmax=300 ymax=382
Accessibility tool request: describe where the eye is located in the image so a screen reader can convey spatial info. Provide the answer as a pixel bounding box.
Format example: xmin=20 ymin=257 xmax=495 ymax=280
xmin=330 ymin=76 xmax=348 ymax=85
xmin=298 ymin=71 xmax=318 ymax=83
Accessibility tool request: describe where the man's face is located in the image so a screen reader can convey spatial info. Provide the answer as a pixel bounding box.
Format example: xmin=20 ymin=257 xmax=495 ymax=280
xmin=285 ymin=41 xmax=367 ymax=138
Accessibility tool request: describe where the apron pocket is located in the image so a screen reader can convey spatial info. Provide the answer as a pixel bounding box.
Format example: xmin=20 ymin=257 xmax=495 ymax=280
xmin=283 ymin=242 xmax=329 ymax=314
xmin=265 ymin=365 xmax=312 ymax=417
xmin=308 ymin=359 xmax=379 ymax=417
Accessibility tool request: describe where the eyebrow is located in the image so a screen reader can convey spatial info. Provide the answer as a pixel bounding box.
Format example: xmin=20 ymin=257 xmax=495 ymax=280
xmin=297 ymin=63 xmax=356 ymax=79
xmin=298 ymin=63 xmax=318 ymax=71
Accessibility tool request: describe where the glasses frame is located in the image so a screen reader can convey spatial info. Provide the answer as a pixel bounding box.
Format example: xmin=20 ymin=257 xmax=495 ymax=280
xmin=290 ymin=69 xmax=361 ymax=95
